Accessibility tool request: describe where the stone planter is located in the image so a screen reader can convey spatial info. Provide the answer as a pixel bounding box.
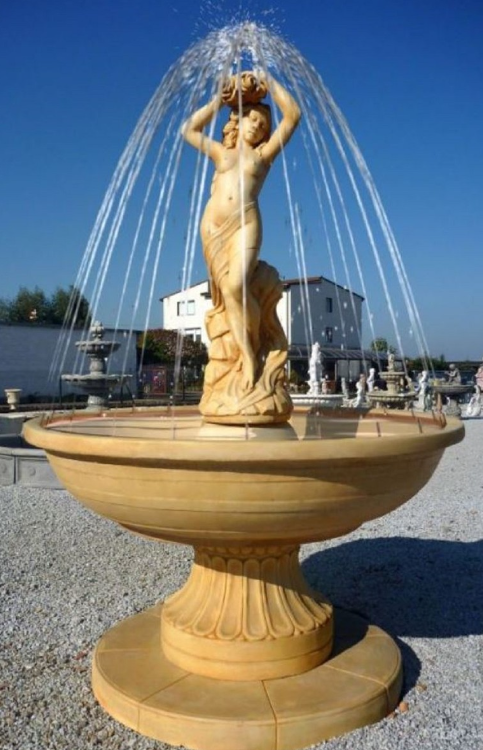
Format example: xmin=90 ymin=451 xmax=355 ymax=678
xmin=4 ymin=388 xmax=22 ymax=411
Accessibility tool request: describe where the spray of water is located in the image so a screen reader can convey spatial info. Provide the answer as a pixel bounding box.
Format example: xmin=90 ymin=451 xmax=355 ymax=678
xmin=52 ymin=21 xmax=431 ymax=401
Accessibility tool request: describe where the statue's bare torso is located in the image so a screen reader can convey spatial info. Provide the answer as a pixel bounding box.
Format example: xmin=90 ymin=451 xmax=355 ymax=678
xmin=201 ymin=149 xmax=268 ymax=243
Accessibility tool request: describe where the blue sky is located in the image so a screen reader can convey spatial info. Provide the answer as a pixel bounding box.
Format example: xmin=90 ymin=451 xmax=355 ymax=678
xmin=1 ymin=0 xmax=482 ymax=360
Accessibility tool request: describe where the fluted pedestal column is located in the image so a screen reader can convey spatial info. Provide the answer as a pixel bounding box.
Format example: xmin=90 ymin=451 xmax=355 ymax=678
xmin=161 ymin=545 xmax=333 ymax=680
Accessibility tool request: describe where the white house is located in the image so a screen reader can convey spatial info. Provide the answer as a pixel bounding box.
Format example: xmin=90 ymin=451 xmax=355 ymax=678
xmin=161 ymin=275 xmax=363 ymax=350
xmin=161 ymin=275 xmax=366 ymax=383
xmin=162 ymin=280 xmax=212 ymax=344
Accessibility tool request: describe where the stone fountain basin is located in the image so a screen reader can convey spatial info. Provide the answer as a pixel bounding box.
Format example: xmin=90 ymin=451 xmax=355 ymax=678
xmin=23 ymin=408 xmax=464 ymax=547
xmin=431 ymin=383 xmax=473 ymax=396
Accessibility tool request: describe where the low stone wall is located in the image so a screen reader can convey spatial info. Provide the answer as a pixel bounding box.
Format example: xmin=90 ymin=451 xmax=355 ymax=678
xmin=0 ymin=415 xmax=62 ymax=489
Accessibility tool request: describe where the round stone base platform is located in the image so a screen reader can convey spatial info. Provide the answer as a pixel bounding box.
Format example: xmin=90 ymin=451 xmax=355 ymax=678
xmin=92 ymin=603 xmax=402 ymax=750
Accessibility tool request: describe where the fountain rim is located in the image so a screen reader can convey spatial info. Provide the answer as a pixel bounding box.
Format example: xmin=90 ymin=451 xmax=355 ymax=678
xmin=23 ymin=409 xmax=464 ymax=465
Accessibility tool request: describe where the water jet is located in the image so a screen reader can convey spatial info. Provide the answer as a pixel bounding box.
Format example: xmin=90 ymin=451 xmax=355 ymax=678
xmin=24 ymin=21 xmax=464 ymax=750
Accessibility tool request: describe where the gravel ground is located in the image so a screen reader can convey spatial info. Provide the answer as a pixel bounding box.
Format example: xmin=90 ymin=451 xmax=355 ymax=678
xmin=1 ymin=418 xmax=482 ymax=750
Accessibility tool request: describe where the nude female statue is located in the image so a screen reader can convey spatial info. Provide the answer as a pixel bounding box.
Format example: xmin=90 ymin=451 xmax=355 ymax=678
xmin=181 ymin=72 xmax=301 ymax=422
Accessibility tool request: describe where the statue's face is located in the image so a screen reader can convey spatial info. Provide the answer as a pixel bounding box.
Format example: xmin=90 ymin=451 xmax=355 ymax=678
xmin=241 ymin=108 xmax=270 ymax=146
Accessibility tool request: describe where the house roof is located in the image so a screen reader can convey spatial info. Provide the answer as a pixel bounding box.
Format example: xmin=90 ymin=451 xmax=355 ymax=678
xmin=161 ymin=275 xmax=364 ymax=301
xmin=289 ymin=345 xmax=397 ymax=362
xmin=160 ymin=279 xmax=209 ymax=301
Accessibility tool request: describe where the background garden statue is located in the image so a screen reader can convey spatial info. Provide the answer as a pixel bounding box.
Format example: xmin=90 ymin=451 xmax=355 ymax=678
xmin=416 ymin=370 xmax=432 ymax=411
xmin=307 ymin=342 xmax=323 ymax=395
xmin=445 ymin=363 xmax=461 ymax=384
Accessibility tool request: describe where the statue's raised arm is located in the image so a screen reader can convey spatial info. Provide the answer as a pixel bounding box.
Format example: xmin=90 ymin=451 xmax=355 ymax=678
xmin=257 ymin=73 xmax=301 ymax=164
xmin=180 ymin=93 xmax=224 ymax=162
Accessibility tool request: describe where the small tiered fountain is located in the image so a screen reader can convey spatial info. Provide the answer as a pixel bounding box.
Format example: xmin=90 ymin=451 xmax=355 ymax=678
xmin=291 ymin=343 xmax=343 ymax=408
xmin=366 ymin=354 xmax=415 ymax=410
xmin=61 ymin=321 xmax=130 ymax=411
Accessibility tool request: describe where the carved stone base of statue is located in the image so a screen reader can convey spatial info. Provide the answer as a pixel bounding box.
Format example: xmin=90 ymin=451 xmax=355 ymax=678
xmin=200 ymin=259 xmax=293 ymax=425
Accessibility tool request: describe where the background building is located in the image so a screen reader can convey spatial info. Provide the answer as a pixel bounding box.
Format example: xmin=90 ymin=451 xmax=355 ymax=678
xmin=161 ymin=275 xmax=366 ymax=385
xmin=162 ymin=276 xmax=363 ymax=348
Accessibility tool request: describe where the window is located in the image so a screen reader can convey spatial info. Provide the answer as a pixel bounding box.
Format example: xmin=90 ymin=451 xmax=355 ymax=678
xmin=325 ymin=297 xmax=333 ymax=313
xmin=325 ymin=326 xmax=333 ymax=343
xmin=185 ymin=329 xmax=202 ymax=341
xmin=177 ymin=300 xmax=196 ymax=316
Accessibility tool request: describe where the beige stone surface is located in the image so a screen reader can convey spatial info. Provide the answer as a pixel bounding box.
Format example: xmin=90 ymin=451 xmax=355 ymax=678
xmin=23 ymin=408 xmax=463 ymax=748
xmin=23 ymin=410 xmax=463 ymax=548
xmin=181 ymin=73 xmax=300 ymax=424
xmin=92 ymin=605 xmax=401 ymax=750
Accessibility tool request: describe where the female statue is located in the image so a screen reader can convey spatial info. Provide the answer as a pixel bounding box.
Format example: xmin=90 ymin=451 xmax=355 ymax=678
xmin=182 ymin=72 xmax=301 ymax=423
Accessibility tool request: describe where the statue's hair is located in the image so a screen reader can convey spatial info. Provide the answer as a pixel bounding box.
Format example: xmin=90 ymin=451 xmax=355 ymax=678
xmin=222 ymin=103 xmax=272 ymax=149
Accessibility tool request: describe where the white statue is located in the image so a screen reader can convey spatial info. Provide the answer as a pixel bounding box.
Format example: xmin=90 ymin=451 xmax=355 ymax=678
xmin=341 ymin=377 xmax=350 ymax=404
xmin=367 ymin=368 xmax=376 ymax=392
xmin=416 ymin=370 xmax=431 ymax=411
xmin=475 ymin=360 xmax=483 ymax=395
xmin=466 ymin=388 xmax=482 ymax=418
xmin=445 ymin=363 xmax=461 ymax=385
xmin=353 ymin=373 xmax=367 ymax=409
xmin=307 ymin=342 xmax=323 ymax=396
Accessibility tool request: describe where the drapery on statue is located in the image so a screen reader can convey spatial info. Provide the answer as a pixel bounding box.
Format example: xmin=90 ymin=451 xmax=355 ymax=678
xmin=182 ymin=72 xmax=301 ymax=424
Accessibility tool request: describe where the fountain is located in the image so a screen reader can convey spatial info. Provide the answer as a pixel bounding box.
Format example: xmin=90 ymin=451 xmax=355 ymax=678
xmin=61 ymin=321 xmax=131 ymax=411
xmin=291 ymin=342 xmax=343 ymax=408
xmin=366 ymin=354 xmax=415 ymax=410
xmin=431 ymin=363 xmax=474 ymax=418
xmin=23 ymin=22 xmax=464 ymax=750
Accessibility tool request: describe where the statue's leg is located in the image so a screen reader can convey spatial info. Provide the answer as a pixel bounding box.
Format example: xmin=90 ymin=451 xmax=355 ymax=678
xmin=220 ymin=229 xmax=261 ymax=392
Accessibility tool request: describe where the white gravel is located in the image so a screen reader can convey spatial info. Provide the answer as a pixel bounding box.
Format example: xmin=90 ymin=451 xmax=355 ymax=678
xmin=1 ymin=418 xmax=482 ymax=750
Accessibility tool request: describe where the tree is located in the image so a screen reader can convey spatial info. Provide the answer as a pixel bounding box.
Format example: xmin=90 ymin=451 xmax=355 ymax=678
xmin=9 ymin=286 xmax=50 ymax=323
xmin=138 ymin=329 xmax=207 ymax=365
xmin=0 ymin=285 xmax=92 ymax=325
xmin=407 ymin=354 xmax=447 ymax=372
xmin=370 ymin=337 xmax=397 ymax=354
xmin=50 ymin=285 xmax=92 ymax=326
xmin=0 ymin=298 xmax=10 ymax=322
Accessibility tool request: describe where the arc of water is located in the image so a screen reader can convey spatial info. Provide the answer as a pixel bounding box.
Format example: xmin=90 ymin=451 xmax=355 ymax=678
xmin=55 ymin=21 xmax=435 ymax=407
xmin=292 ymin=86 xmax=370 ymax=372
xmin=127 ymin=65 xmax=219 ymax=383
xmin=172 ymin=48 xmax=238 ymax=399
xmin=252 ymin=28 xmax=430 ymax=371
xmin=251 ymin=38 xmax=314 ymax=364
xmin=303 ymin=63 xmax=430 ymax=369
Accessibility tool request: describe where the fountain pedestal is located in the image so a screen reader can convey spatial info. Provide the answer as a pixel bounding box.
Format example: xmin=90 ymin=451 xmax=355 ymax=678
xmin=161 ymin=544 xmax=333 ymax=680
xmin=23 ymin=408 xmax=463 ymax=750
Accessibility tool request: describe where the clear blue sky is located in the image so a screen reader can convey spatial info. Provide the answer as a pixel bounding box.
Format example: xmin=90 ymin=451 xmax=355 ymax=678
xmin=1 ymin=0 xmax=482 ymax=360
